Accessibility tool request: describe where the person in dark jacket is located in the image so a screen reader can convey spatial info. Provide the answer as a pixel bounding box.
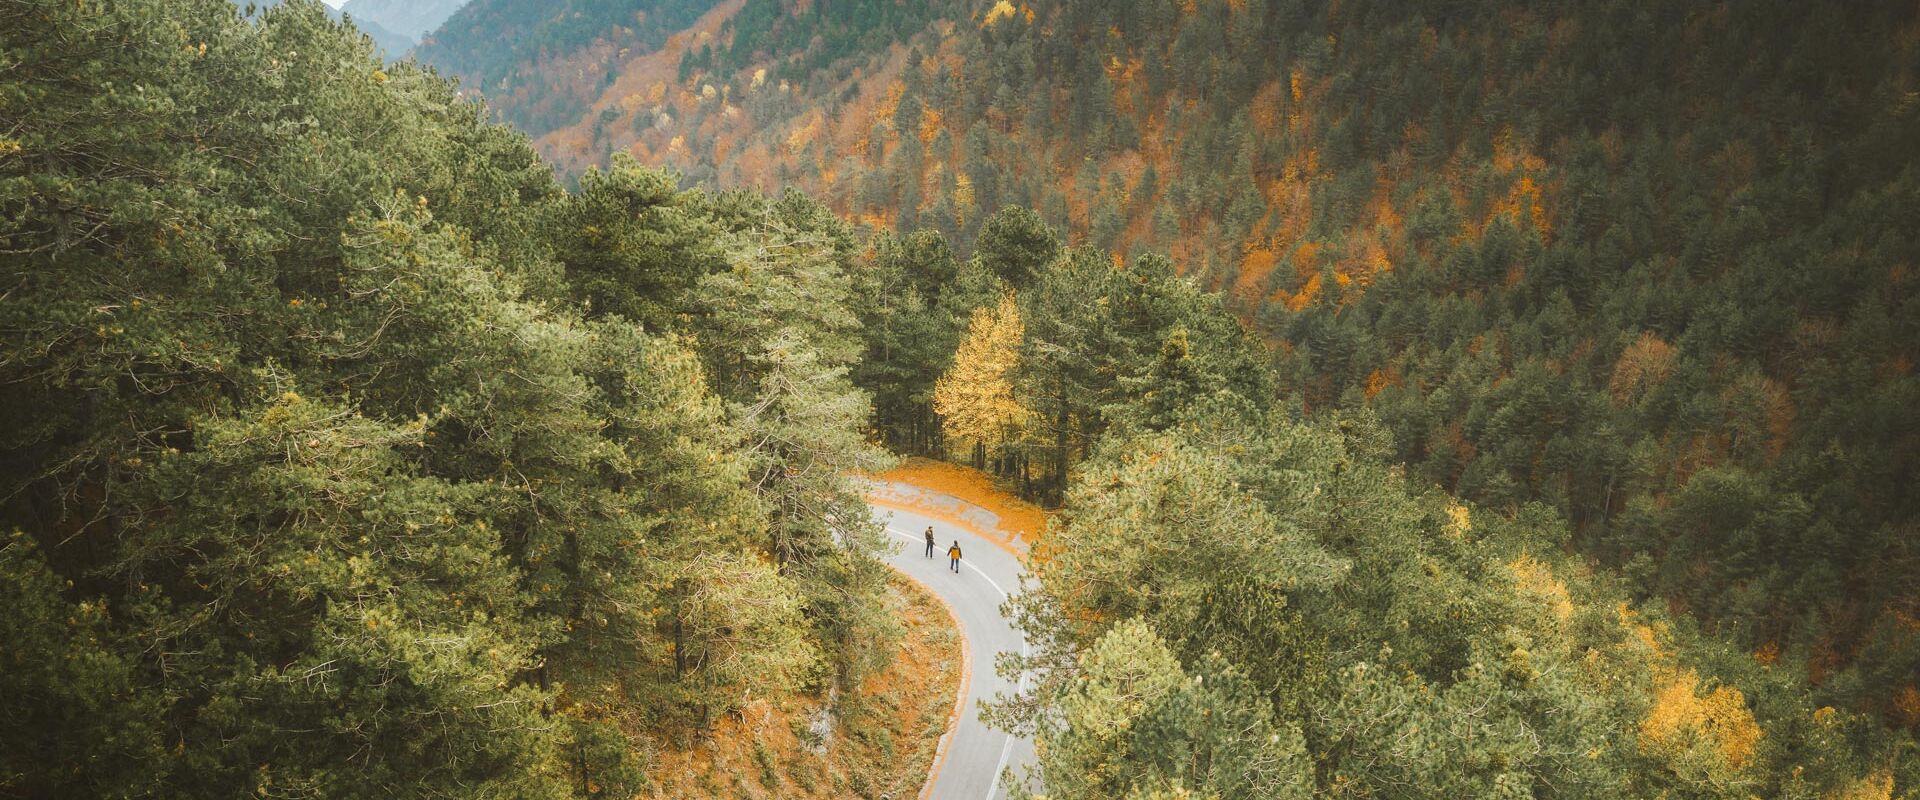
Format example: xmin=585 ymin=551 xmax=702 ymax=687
xmin=924 ymin=527 xmax=936 ymax=558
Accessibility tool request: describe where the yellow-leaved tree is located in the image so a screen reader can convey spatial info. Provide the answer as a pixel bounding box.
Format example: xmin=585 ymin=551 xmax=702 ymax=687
xmin=935 ymin=291 xmax=1029 ymax=469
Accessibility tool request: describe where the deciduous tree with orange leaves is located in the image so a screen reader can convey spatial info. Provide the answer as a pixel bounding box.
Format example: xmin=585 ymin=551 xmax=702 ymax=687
xmin=934 ymin=291 xmax=1030 ymax=470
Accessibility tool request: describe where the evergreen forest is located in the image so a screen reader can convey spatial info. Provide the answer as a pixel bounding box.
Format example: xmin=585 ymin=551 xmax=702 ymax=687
xmin=4 ymin=0 xmax=1918 ymax=798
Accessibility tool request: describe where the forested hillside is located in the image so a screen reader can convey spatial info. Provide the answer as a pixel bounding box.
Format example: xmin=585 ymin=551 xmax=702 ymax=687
xmin=8 ymin=0 xmax=1920 ymax=797
xmin=2 ymin=1 xmax=897 ymax=795
xmin=435 ymin=0 xmax=1920 ymax=746
xmin=856 ymin=206 xmax=1917 ymax=799
xmin=417 ymin=0 xmax=726 ymax=135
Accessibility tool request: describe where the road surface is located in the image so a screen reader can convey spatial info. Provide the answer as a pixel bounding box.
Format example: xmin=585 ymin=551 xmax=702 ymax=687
xmin=871 ymin=497 xmax=1036 ymax=800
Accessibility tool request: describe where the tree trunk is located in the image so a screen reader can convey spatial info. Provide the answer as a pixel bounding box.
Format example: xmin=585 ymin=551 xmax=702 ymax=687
xmin=577 ymin=742 xmax=592 ymax=796
xmin=673 ymin=610 xmax=687 ymax=680
xmin=1053 ymin=401 xmax=1070 ymax=506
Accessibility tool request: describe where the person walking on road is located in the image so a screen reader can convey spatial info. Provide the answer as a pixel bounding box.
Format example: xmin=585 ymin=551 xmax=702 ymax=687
xmin=924 ymin=527 xmax=936 ymax=558
xmin=947 ymin=541 xmax=963 ymax=573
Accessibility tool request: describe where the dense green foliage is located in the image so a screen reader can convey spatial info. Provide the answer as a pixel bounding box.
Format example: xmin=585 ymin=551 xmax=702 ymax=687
xmin=0 ymin=1 xmax=891 ymax=795
xmin=869 ymin=220 xmax=1919 ymax=798
xmin=11 ymin=0 xmax=1920 ymax=797
xmin=516 ymin=0 xmax=1920 ymax=744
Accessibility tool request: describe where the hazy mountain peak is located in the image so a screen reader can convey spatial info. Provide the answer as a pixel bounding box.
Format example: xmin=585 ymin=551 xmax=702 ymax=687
xmin=231 ymin=0 xmax=414 ymax=58
xmin=339 ymin=0 xmax=470 ymax=41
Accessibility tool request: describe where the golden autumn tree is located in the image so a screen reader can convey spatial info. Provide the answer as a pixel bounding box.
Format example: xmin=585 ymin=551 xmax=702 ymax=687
xmin=1608 ymin=331 xmax=1678 ymax=406
xmin=1638 ymin=667 xmax=1765 ymax=790
xmin=1614 ymin=605 xmax=1768 ymax=793
xmin=935 ymin=291 xmax=1029 ymax=469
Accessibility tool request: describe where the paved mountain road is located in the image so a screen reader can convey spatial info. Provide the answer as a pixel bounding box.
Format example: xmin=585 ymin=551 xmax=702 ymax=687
xmin=871 ymin=498 xmax=1036 ymax=800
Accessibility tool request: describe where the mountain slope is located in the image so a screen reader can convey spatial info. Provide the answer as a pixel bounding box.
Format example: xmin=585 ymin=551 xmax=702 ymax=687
xmin=10 ymin=0 xmax=1919 ymax=796
xmin=525 ymin=0 xmax=964 ymax=185
xmin=430 ymin=0 xmax=1920 ymax=733
xmin=4 ymin=0 xmax=904 ymax=795
xmin=416 ymin=0 xmax=722 ymax=134
xmin=335 ymin=9 xmax=410 ymax=54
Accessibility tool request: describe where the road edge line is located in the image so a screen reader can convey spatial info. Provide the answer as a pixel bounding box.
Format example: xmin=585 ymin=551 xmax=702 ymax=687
xmin=878 ymin=560 xmax=972 ymax=800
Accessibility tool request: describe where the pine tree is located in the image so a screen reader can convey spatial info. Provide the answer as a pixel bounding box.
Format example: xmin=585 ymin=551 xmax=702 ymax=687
xmin=686 ymin=191 xmax=899 ymax=696
xmin=0 ymin=2 xmax=865 ymax=794
xmin=974 ymin=205 xmax=1061 ymax=289
xmin=852 ymin=231 xmax=966 ymax=453
xmin=554 ymin=154 xmax=724 ymax=331
xmin=1013 ymin=619 xmax=1312 ymax=800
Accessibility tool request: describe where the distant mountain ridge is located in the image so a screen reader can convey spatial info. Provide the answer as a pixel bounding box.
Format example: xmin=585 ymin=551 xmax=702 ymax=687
xmin=339 ymin=0 xmax=469 ymax=41
xmin=231 ymin=0 xmax=415 ymax=57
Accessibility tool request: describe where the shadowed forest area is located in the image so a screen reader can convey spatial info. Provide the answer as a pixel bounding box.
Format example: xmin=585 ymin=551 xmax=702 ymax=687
xmin=4 ymin=0 xmax=1919 ymax=797
xmin=3 ymin=2 xmax=899 ymax=795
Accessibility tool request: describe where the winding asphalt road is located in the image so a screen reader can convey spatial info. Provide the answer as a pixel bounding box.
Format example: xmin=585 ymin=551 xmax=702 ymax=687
xmin=871 ymin=499 xmax=1036 ymax=800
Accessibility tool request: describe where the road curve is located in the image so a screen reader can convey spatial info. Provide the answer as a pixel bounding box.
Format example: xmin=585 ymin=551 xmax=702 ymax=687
xmin=871 ymin=498 xmax=1036 ymax=800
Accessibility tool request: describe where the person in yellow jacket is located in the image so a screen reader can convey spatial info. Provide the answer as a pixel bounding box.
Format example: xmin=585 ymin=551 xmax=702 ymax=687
xmin=946 ymin=541 xmax=963 ymax=574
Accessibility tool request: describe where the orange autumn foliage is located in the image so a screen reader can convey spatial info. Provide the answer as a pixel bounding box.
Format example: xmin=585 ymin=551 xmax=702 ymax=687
xmin=1281 ymin=271 xmax=1323 ymax=312
xmin=1617 ymin=604 xmax=1765 ymax=783
xmin=1250 ymin=80 xmax=1287 ymax=134
xmin=1893 ymin=685 xmax=1920 ymax=729
xmin=1491 ymin=174 xmax=1551 ymax=236
xmin=1826 ymin=771 xmax=1896 ymax=800
xmin=1610 ymin=332 xmax=1678 ymax=406
xmin=878 ymin=458 xmax=1051 ymax=548
xmin=1488 ymin=128 xmax=1553 ymax=237
xmin=876 ymin=80 xmax=906 ymax=128
xmin=982 ymin=0 xmax=1019 ymax=27
xmin=527 ymin=0 xmax=748 ymax=175
xmin=919 ymin=107 xmax=945 ymax=146
xmin=1363 ymin=367 xmax=1401 ymax=399
xmin=1235 ymin=242 xmax=1282 ymax=301
xmin=1267 ymin=241 xmax=1328 ymax=311
xmin=786 ymin=112 xmax=823 ymax=156
xmin=1292 ymin=240 xmax=1323 ymax=277
xmin=1639 ymin=669 xmax=1763 ymax=772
